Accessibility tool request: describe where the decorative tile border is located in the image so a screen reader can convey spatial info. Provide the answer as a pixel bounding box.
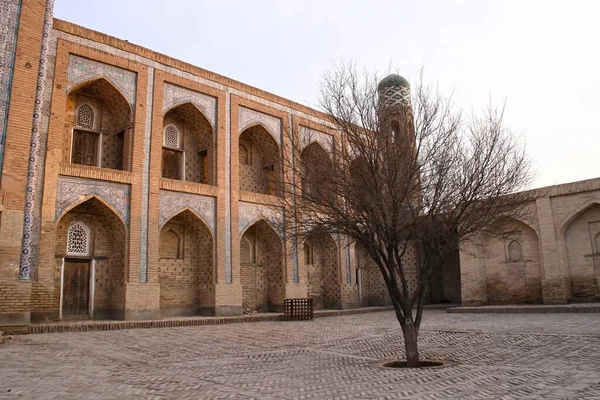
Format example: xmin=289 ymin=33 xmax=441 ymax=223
xmin=67 ymin=54 xmax=137 ymax=106
xmin=239 ymin=201 xmax=283 ymax=237
xmin=238 ymin=107 xmax=282 ymax=146
xmin=159 ymin=190 xmax=216 ymax=234
xmin=55 ymin=176 xmax=131 ymax=224
xmin=139 ymin=67 xmax=154 ymax=283
xmin=0 ymin=0 xmax=22 ymax=181
xmin=299 ymin=126 xmax=334 ymax=153
xmin=162 ymin=83 xmax=216 ymax=130
xmin=19 ymin=0 xmax=55 ymax=281
xmin=225 ymin=91 xmax=232 ymax=283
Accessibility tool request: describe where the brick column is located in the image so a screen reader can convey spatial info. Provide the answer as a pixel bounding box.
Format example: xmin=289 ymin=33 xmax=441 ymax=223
xmin=536 ymin=197 xmax=569 ymax=303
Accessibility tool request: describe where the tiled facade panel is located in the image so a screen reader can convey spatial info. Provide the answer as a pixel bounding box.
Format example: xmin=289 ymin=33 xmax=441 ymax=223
xmin=55 ymin=198 xmax=127 ymax=318
xmin=565 ymin=204 xmax=600 ymax=299
xmin=240 ymin=221 xmax=284 ymax=313
xmin=158 ymin=211 xmax=213 ymax=316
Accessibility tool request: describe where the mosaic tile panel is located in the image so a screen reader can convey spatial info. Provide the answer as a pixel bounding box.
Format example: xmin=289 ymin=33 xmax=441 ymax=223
xmin=379 ymin=85 xmax=411 ymax=108
xmin=67 ymin=55 xmax=137 ymax=107
xmin=55 ymin=176 xmax=131 ymax=224
xmin=238 ymin=107 xmax=282 ymax=146
xmin=162 ymin=83 xmax=216 ymax=130
xmin=19 ymin=0 xmax=55 ymax=281
xmin=299 ymin=126 xmax=334 ymax=154
xmin=345 ymin=238 xmax=352 ymax=284
xmin=139 ymin=67 xmax=154 ymax=283
xmin=289 ymin=113 xmax=299 ymax=283
xmin=239 ymin=201 xmax=283 ymax=238
xmin=0 ymin=0 xmax=22 ymax=181
xmin=159 ymin=190 xmax=216 ymax=234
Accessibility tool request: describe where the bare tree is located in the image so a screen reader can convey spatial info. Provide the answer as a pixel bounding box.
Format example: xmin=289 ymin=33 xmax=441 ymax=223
xmin=272 ymin=61 xmax=534 ymax=367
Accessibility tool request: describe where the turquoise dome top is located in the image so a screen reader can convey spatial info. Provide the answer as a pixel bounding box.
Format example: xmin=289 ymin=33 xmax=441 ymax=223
xmin=377 ymin=74 xmax=410 ymax=90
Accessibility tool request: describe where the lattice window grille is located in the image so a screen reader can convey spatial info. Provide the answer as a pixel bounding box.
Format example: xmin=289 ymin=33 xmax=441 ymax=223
xmin=76 ymin=103 xmax=95 ymax=130
xmin=163 ymin=125 xmax=180 ymax=148
xmin=67 ymin=221 xmax=91 ymax=256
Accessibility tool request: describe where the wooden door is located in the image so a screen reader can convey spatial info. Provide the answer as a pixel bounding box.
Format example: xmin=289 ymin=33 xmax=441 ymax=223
xmin=162 ymin=148 xmax=181 ymax=179
xmin=72 ymin=130 xmax=98 ymax=166
xmin=63 ymin=260 xmax=90 ymax=317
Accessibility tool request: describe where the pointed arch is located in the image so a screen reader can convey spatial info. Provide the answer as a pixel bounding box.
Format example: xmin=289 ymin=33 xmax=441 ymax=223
xmin=240 ymin=217 xmax=283 ymax=241
xmin=240 ymin=122 xmax=281 ymax=150
xmin=163 ymin=101 xmax=216 ymax=133
xmin=559 ymin=200 xmax=600 ymax=234
xmin=159 ymin=206 xmax=215 ymax=240
xmin=159 ymin=208 xmax=215 ymax=316
xmin=67 ymin=76 xmax=134 ymax=116
xmin=56 ymin=194 xmax=128 ymax=230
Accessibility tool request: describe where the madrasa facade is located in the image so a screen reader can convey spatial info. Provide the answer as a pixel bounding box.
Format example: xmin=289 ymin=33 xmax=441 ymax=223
xmin=0 ymin=0 xmax=598 ymax=329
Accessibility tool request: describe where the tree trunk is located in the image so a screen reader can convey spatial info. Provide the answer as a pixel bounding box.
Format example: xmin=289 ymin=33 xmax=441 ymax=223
xmin=403 ymin=318 xmax=420 ymax=367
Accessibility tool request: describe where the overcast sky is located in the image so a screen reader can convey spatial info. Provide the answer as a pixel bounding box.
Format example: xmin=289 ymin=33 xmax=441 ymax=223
xmin=54 ymin=0 xmax=599 ymax=189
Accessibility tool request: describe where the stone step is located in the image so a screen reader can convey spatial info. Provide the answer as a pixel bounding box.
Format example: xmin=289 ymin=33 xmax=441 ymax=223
xmin=447 ymin=303 xmax=600 ymax=314
xmin=26 ymin=306 xmax=394 ymax=335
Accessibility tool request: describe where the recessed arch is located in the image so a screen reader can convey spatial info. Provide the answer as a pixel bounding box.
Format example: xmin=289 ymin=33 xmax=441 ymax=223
xmin=159 ymin=209 xmax=214 ymax=316
xmin=67 ymin=77 xmax=134 ymax=119
xmin=239 ymin=124 xmax=282 ymax=196
xmin=56 ymin=196 xmax=128 ymax=319
xmin=240 ymin=219 xmax=284 ymax=313
xmin=67 ymin=77 xmax=132 ymax=171
xmin=240 ymin=217 xmax=283 ymax=241
xmin=162 ymin=102 xmax=215 ymax=185
xmin=304 ymin=229 xmax=341 ymax=310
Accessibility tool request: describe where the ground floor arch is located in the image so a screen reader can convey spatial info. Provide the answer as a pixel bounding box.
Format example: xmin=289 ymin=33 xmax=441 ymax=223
xmin=55 ymin=197 xmax=127 ymax=319
xmin=304 ymin=232 xmax=341 ymax=309
xmin=355 ymin=243 xmax=392 ymax=307
xmin=158 ymin=210 xmax=214 ymax=316
xmin=565 ymin=203 xmax=600 ymax=300
xmin=240 ymin=220 xmax=284 ymax=313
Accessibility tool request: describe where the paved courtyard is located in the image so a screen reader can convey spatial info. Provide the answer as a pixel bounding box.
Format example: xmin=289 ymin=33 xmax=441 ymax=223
xmin=1 ymin=310 xmax=599 ymax=399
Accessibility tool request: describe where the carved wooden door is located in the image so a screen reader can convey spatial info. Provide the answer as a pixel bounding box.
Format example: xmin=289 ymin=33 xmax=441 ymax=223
xmin=63 ymin=260 xmax=90 ymax=317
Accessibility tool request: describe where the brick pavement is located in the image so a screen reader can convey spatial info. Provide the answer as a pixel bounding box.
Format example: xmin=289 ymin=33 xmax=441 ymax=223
xmin=1 ymin=310 xmax=599 ymax=399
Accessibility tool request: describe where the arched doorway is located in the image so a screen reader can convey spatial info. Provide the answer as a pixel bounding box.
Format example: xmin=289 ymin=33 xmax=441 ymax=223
xmin=304 ymin=231 xmax=341 ymax=309
xmin=565 ymin=203 xmax=600 ymax=299
xmin=162 ymin=102 xmax=214 ymax=184
xmin=159 ymin=210 xmax=214 ymax=316
xmin=240 ymin=220 xmax=284 ymax=313
xmin=239 ymin=125 xmax=282 ymax=196
xmin=66 ymin=78 xmax=132 ymax=171
xmin=55 ymin=197 xmax=127 ymax=319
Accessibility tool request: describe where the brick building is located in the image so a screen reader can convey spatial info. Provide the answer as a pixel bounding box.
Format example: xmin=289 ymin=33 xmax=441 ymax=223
xmin=1 ymin=0 xmax=404 ymax=328
xmin=1 ymin=1 xmax=596 ymax=330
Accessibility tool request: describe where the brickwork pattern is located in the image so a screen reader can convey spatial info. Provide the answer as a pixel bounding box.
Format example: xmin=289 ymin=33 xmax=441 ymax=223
xmin=1 ymin=311 xmax=599 ymax=398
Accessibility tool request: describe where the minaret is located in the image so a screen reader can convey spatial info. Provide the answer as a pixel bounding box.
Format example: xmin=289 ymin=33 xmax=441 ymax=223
xmin=377 ymin=74 xmax=413 ymax=142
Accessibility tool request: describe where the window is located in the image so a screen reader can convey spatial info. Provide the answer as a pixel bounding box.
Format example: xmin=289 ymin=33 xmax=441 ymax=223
xmin=67 ymin=221 xmax=91 ymax=256
xmin=391 ymin=120 xmax=400 ymax=142
xmin=76 ymin=104 xmax=95 ymax=130
xmin=163 ymin=124 xmax=180 ymax=148
xmin=507 ymin=240 xmax=522 ymax=261
xmin=162 ymin=125 xmax=183 ymax=180
xmin=72 ymin=104 xmax=100 ymax=167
